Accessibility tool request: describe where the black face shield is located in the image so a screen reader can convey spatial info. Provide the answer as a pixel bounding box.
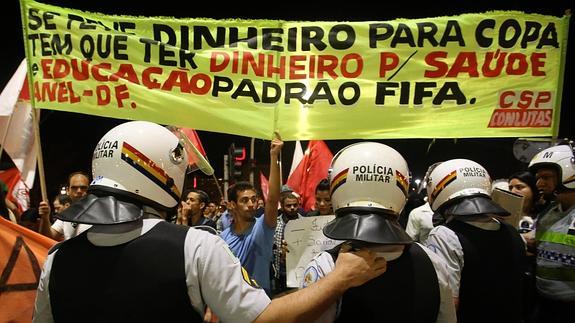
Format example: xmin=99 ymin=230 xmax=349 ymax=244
xmin=323 ymin=207 xmax=413 ymax=245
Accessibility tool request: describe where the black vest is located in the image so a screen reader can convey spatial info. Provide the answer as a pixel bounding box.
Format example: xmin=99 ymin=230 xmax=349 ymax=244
xmin=445 ymin=219 xmax=525 ymax=323
xmin=49 ymin=221 xmax=202 ymax=323
xmin=328 ymin=243 xmax=440 ymax=323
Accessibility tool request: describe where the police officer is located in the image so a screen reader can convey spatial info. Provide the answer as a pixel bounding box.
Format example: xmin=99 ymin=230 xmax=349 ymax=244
xmin=425 ymin=159 xmax=525 ymax=323
xmin=528 ymin=144 xmax=575 ymax=323
xmin=33 ymin=121 xmax=387 ymax=323
xmin=302 ymin=142 xmax=456 ymax=323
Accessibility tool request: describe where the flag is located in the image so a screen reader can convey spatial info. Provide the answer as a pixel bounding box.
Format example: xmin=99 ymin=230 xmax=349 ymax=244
xmin=170 ymin=127 xmax=214 ymax=176
xmin=0 ymin=168 xmax=30 ymax=213
xmin=179 ymin=127 xmax=207 ymax=157
xmin=260 ymin=171 xmax=269 ymax=201
xmin=0 ymin=217 xmax=56 ymax=322
xmin=289 ymin=140 xmax=304 ymax=177
xmin=286 ymin=140 xmax=333 ymax=211
xmin=0 ymin=59 xmax=27 ymax=116
xmin=0 ymin=59 xmax=38 ymax=190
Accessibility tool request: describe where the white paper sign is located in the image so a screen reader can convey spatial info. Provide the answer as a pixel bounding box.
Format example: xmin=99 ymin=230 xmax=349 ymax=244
xmin=284 ymin=215 xmax=338 ymax=287
xmin=491 ymin=187 xmax=524 ymax=229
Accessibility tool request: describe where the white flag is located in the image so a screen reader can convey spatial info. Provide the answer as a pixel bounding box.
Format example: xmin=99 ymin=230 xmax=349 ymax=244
xmin=0 ymin=59 xmax=27 ymax=116
xmin=289 ymin=140 xmax=304 ymax=177
xmin=0 ymin=59 xmax=38 ymax=188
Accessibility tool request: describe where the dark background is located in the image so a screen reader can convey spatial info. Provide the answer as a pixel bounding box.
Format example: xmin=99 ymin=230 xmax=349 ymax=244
xmin=1 ymin=0 xmax=574 ymax=203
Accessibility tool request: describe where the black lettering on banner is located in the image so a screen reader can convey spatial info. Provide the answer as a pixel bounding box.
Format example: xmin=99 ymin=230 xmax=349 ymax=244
xmin=231 ymin=79 xmax=260 ymax=102
xmin=27 ymin=9 xmax=60 ymax=31
xmin=229 ymin=27 xmax=259 ymax=49
xmin=78 ymin=34 xmax=129 ymax=60
xmin=301 ymin=26 xmax=327 ymax=51
xmin=137 ymin=24 xmax=196 ymax=68
xmin=211 ymin=78 xmax=360 ymax=106
xmin=308 ymin=82 xmax=335 ymax=104
xmin=261 ymin=28 xmax=284 ymax=51
xmin=212 ymin=75 xmax=234 ymax=97
xmin=475 ymin=19 xmax=559 ymax=49
xmin=80 ymin=34 xmax=95 ymax=60
xmin=27 ymin=8 xmax=42 ymax=31
xmin=27 ymin=33 xmax=72 ymax=56
xmin=194 ymin=25 xmax=227 ymax=49
xmin=416 ymin=22 xmax=439 ymax=47
xmin=375 ymin=82 xmax=467 ymax=106
xmin=285 ymin=82 xmax=307 ymax=104
xmin=328 ymin=24 xmax=355 ymax=50
xmin=369 ymin=21 xmax=464 ymax=48
xmin=339 ymin=82 xmax=361 ymax=106
xmin=262 ymin=82 xmax=282 ymax=103
xmin=441 ymin=20 xmax=465 ymax=47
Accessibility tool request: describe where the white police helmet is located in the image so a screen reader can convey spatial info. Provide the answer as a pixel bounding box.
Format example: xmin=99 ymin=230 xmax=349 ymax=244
xmin=91 ymin=121 xmax=189 ymax=211
xmin=427 ymin=159 xmax=491 ymax=212
xmin=329 ymin=142 xmax=410 ymax=214
xmin=323 ymin=142 xmax=413 ymax=245
xmin=528 ymin=144 xmax=575 ymax=191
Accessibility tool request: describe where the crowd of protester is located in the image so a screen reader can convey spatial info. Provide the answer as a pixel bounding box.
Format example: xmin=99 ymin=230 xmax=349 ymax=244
xmin=4 ymin=127 xmax=572 ymax=323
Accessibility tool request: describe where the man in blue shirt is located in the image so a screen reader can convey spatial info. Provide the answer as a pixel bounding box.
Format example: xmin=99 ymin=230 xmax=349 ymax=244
xmin=220 ymin=134 xmax=282 ymax=295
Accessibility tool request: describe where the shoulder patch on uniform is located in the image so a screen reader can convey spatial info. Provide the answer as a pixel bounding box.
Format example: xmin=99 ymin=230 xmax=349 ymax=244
xmin=426 ymin=243 xmax=439 ymax=253
xmin=241 ymin=266 xmax=261 ymax=289
xmin=302 ymin=266 xmax=319 ymax=287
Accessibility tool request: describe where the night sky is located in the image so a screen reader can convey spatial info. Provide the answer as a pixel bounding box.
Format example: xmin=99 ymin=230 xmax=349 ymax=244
xmin=2 ymin=0 xmax=573 ymax=203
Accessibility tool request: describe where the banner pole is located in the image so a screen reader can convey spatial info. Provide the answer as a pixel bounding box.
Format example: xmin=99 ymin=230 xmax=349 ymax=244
xmin=31 ymin=108 xmax=47 ymax=201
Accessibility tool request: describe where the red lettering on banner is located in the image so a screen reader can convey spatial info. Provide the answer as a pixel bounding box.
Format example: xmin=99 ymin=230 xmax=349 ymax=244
xmin=209 ymin=50 xmax=363 ymax=80
xmin=488 ymin=90 xmax=553 ymax=128
xmin=424 ymin=51 xmax=547 ymax=78
xmin=488 ymin=109 xmax=552 ymax=127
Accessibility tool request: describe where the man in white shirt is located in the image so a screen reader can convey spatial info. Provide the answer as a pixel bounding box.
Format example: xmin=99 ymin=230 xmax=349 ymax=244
xmin=38 ymin=172 xmax=92 ymax=241
xmin=406 ymin=200 xmax=434 ymax=242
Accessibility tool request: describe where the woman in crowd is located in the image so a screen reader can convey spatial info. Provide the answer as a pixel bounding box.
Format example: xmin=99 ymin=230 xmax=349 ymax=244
xmin=508 ymin=170 xmax=539 ymax=233
xmin=508 ymin=170 xmax=540 ymax=323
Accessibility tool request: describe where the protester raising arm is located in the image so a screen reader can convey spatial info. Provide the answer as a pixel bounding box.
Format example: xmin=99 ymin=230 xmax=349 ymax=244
xmin=264 ymin=133 xmax=283 ymax=229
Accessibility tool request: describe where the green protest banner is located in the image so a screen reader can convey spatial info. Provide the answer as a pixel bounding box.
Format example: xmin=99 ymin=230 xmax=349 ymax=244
xmin=20 ymin=0 xmax=570 ymax=140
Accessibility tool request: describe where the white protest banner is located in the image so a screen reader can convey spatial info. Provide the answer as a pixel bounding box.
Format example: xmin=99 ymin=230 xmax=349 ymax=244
xmin=284 ymin=215 xmax=338 ymax=287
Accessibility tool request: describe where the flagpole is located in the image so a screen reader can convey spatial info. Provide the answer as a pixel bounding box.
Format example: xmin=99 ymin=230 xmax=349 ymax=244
xmin=278 ymin=149 xmax=283 ymax=185
xmin=249 ymin=137 xmax=255 ymax=185
xmin=211 ymin=173 xmax=224 ymax=201
xmin=31 ymin=108 xmax=47 ymax=201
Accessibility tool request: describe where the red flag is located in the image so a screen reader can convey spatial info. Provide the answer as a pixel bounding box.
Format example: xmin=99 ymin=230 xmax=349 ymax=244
xmin=179 ymin=127 xmax=207 ymax=157
xmin=0 ymin=217 xmax=56 ymax=322
xmin=171 ymin=127 xmax=213 ymax=176
xmin=0 ymin=168 xmax=30 ymax=213
xmin=286 ymin=141 xmax=333 ymax=211
xmin=260 ymin=171 xmax=269 ymax=201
